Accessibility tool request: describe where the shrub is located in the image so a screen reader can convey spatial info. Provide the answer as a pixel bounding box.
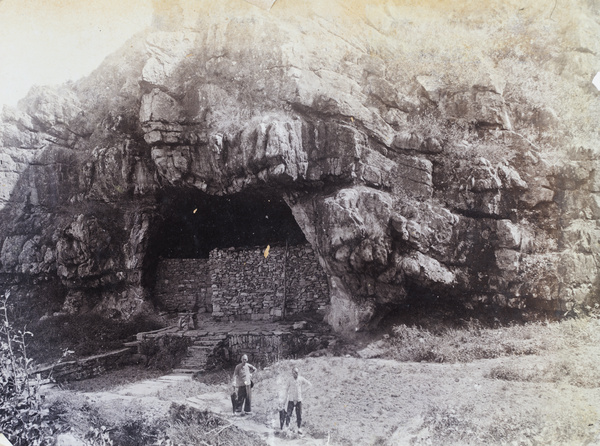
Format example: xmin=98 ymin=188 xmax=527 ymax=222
xmin=85 ymin=426 xmax=114 ymax=446
xmin=47 ymin=391 xmax=171 ymax=446
xmin=93 ymin=418 xmax=170 ymax=446
xmin=0 ymin=292 xmax=65 ymax=446
xmin=166 ymin=403 xmax=266 ymax=446
xmin=487 ymin=364 xmax=533 ymax=382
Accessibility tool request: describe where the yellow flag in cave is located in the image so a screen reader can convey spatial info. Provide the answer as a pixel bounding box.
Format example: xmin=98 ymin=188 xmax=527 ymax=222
xmin=264 ymin=245 xmax=270 ymax=258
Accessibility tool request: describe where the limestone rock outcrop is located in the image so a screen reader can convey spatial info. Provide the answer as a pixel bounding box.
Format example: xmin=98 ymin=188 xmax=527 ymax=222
xmin=0 ymin=0 xmax=599 ymax=331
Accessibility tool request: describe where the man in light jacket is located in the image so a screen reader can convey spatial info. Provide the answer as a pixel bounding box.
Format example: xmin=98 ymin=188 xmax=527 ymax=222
xmin=232 ymin=354 xmax=256 ymax=415
xmin=284 ymin=366 xmax=312 ymax=434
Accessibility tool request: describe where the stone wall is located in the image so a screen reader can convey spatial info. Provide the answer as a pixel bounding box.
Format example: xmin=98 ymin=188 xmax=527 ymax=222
xmin=210 ymin=244 xmax=330 ymax=321
xmin=154 ymin=258 xmax=210 ymax=312
xmin=33 ymin=348 xmax=133 ymax=383
xmin=221 ymin=331 xmax=332 ymax=367
xmin=285 ymin=246 xmax=330 ymax=315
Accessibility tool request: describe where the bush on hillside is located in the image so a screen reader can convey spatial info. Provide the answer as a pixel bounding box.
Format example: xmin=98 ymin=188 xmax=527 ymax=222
xmin=47 ymin=391 xmax=171 ymax=446
xmin=388 ymin=323 xmax=548 ymax=363
xmin=26 ymin=313 xmax=164 ymax=364
xmin=0 ymin=292 xmax=65 ymax=446
xmin=166 ymin=403 xmax=267 ymax=446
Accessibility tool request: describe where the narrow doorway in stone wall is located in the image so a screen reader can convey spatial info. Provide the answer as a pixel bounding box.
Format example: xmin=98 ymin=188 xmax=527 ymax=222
xmin=146 ymin=188 xmax=329 ymax=323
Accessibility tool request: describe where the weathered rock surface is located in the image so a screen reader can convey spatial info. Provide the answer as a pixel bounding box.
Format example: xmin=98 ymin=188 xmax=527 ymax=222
xmin=1 ymin=0 xmax=599 ymax=331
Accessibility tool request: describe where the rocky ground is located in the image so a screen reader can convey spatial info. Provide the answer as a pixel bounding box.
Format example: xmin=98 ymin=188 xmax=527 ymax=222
xmin=47 ymin=317 xmax=600 ymax=445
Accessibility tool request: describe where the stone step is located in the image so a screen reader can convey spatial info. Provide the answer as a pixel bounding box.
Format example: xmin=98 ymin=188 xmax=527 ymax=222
xmin=185 ymin=353 xmax=209 ymax=359
xmin=198 ymin=335 xmax=228 ymax=341
xmin=183 ymin=334 xmax=227 ymax=342
xmin=186 ymin=350 xmax=212 ymax=357
xmin=180 ymin=362 xmax=208 ymax=369
xmin=178 ymin=341 xmax=219 ymax=370
xmin=182 ymin=361 xmax=208 ymax=367
xmin=183 ymin=352 xmax=209 ymax=359
xmin=172 ymin=368 xmax=201 ymax=374
xmin=185 ymin=348 xmax=210 ymax=355
xmin=192 ymin=340 xmax=223 ymax=347
xmin=188 ymin=344 xmax=216 ymax=350
xmin=179 ymin=364 xmax=208 ymax=370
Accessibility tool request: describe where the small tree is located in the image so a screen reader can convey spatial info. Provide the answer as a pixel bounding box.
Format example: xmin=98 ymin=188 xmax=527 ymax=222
xmin=0 ymin=291 xmax=61 ymax=446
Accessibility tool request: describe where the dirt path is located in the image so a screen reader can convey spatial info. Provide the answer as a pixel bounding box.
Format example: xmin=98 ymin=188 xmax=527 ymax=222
xmin=78 ymin=372 xmax=329 ymax=446
xmin=51 ymin=333 xmax=600 ymax=446
xmin=75 ymin=352 xmax=600 ymax=445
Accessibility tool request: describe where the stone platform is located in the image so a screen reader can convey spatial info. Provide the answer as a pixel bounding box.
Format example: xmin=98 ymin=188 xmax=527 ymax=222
xmin=131 ymin=314 xmax=334 ymax=372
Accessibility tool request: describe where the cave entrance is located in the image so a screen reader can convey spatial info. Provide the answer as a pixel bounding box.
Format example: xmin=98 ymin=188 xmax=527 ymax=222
xmin=154 ymin=189 xmax=306 ymax=259
xmin=148 ymin=188 xmax=330 ymax=322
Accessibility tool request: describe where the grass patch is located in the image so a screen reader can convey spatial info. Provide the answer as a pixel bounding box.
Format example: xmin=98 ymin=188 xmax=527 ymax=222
xmin=381 ymin=318 xmax=600 ymax=364
xmin=413 ymin=405 xmax=545 ymax=445
xmin=385 ymin=322 xmax=550 ymax=363
xmin=488 ymin=356 xmax=600 ymax=388
xmin=412 ymin=404 xmax=600 ymax=446
xmin=39 ymin=317 xmax=600 ymax=445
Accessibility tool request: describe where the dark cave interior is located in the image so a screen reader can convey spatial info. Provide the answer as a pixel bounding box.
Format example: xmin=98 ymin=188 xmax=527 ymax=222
xmin=154 ymin=188 xmax=307 ymax=258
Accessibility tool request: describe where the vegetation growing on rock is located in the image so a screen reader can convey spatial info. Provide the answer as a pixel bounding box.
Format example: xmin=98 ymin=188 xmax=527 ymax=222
xmin=0 ymin=0 xmax=598 ymax=331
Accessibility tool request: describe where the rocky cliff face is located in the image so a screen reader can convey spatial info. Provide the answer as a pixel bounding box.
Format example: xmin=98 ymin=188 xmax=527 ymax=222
xmin=1 ymin=0 xmax=599 ymax=331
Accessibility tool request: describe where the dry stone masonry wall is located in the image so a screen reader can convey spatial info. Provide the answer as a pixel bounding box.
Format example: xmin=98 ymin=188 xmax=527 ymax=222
xmin=154 ymin=258 xmax=210 ymax=313
xmin=284 ymin=246 xmax=331 ymax=315
xmin=223 ymin=331 xmax=332 ymax=367
xmin=210 ymin=245 xmax=329 ymax=321
xmin=33 ymin=348 xmax=133 ymax=383
xmin=153 ymin=245 xmax=329 ymax=321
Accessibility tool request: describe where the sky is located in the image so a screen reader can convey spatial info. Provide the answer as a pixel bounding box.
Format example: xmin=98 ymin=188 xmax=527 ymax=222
xmin=0 ymin=0 xmax=153 ymax=107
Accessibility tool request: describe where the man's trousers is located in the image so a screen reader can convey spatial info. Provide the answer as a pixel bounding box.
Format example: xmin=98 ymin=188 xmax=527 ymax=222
xmin=285 ymin=401 xmax=302 ymax=428
xmin=234 ymin=385 xmax=252 ymax=413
